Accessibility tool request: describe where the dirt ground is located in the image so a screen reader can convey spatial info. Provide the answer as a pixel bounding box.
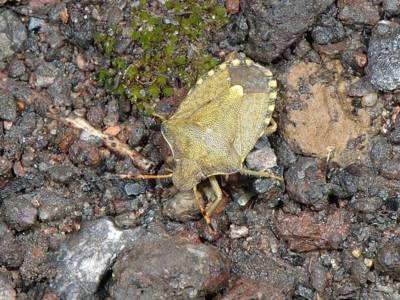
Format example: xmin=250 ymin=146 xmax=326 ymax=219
xmin=0 ymin=0 xmax=399 ymax=299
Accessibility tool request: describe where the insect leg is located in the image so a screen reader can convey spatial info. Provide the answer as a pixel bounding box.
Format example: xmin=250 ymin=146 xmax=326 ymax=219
xmin=193 ymin=185 xmax=211 ymax=225
xmin=205 ymin=176 xmax=224 ymax=218
xmin=240 ymin=168 xmax=283 ymax=182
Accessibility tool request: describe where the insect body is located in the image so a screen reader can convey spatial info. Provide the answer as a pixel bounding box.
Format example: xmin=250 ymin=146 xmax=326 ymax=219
xmin=161 ymin=54 xmax=281 ymax=226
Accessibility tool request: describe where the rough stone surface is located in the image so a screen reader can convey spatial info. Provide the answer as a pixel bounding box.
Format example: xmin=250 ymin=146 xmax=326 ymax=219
xmin=275 ymin=210 xmax=350 ymax=252
xmin=163 ymin=190 xmax=199 ymax=222
xmin=337 ymin=0 xmax=380 ymax=26
xmin=2 ymin=194 xmax=38 ymax=231
xmin=35 ymin=62 xmax=59 ymax=88
xmin=0 ymin=222 xmax=23 ymax=268
xmin=0 ymin=10 xmax=27 ymax=60
xmin=222 ymin=278 xmax=285 ymax=300
xmin=375 ymin=241 xmax=400 ymax=280
xmin=241 ymin=0 xmax=334 ymax=63
xmin=368 ymin=21 xmax=400 ymax=91
xmin=0 ymin=88 xmax=16 ymax=121
xmin=285 ymin=157 xmax=329 ymax=210
xmin=110 ymin=233 xmax=230 ymax=299
xmin=0 ymin=268 xmax=16 ymax=300
xmin=49 ymin=218 xmax=145 ymax=300
xmin=281 ymin=60 xmax=373 ymax=165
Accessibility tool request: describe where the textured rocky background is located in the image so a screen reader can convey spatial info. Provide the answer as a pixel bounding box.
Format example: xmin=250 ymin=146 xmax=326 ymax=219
xmin=0 ymin=0 xmax=400 ymax=299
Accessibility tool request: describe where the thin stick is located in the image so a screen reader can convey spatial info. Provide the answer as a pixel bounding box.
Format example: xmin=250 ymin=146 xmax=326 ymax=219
xmin=104 ymin=173 xmax=173 ymax=180
xmin=48 ymin=113 xmax=155 ymax=172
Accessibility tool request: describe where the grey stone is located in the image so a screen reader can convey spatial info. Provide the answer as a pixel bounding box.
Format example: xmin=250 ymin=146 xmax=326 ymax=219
xmin=0 ymin=10 xmax=27 ymax=58
xmin=0 ymin=156 xmax=12 ymax=175
xmin=28 ymin=17 xmax=47 ymax=32
xmin=0 ymin=88 xmax=16 ymax=121
xmin=2 ymin=194 xmax=38 ymax=231
xmin=241 ymin=0 xmax=334 ymax=63
xmin=0 ymin=269 xmax=16 ymax=300
xmin=0 ymin=222 xmax=23 ymax=268
xmin=124 ymin=182 xmax=145 ymax=196
xmin=368 ymin=21 xmax=400 ymax=91
xmin=37 ymin=190 xmax=74 ymax=221
xmin=8 ymin=58 xmax=26 ymax=78
xmin=35 ymin=62 xmax=59 ymax=88
xmin=110 ymin=233 xmax=230 ymax=299
xmin=338 ymin=0 xmax=380 ymax=26
xmin=0 ymin=32 xmax=13 ymax=60
xmin=245 ymin=147 xmax=277 ymax=171
xmin=49 ymin=218 xmax=145 ymax=300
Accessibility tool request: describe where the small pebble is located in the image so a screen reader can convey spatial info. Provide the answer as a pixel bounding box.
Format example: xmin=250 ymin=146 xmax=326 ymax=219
xmin=352 ymin=248 xmax=362 ymax=258
xmin=230 ymin=224 xmax=249 ymax=239
xmin=362 ymin=93 xmax=378 ymax=107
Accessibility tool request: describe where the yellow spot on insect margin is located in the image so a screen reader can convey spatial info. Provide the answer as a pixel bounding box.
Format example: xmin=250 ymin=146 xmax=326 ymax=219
xmin=269 ymin=91 xmax=277 ymax=99
xmin=219 ymin=63 xmax=227 ymax=70
xmin=268 ymin=104 xmax=275 ymax=112
xmin=230 ymin=85 xmax=244 ymax=96
xmin=208 ymin=70 xmax=215 ymax=76
xmin=231 ymin=59 xmax=241 ymax=66
xmin=245 ymin=59 xmax=253 ymax=66
xmin=196 ymin=78 xmax=203 ymax=85
xmin=269 ymin=80 xmax=277 ymax=88
xmin=264 ymin=69 xmax=273 ymax=77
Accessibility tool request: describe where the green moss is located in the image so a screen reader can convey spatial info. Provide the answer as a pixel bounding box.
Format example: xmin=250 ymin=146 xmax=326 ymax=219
xmin=95 ymin=0 xmax=229 ymax=114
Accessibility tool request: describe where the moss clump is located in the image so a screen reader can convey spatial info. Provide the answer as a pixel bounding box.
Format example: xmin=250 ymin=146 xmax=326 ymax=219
xmin=95 ymin=0 xmax=228 ymax=114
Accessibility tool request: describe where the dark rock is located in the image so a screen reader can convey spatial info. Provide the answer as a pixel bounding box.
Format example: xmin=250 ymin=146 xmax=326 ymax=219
xmin=285 ymin=157 xmax=329 ymax=210
xmin=8 ymin=58 xmax=26 ymax=78
xmin=275 ymin=210 xmax=350 ymax=252
xmin=311 ymin=6 xmax=345 ymax=45
xmin=0 ymin=222 xmax=24 ymax=268
xmin=370 ymin=137 xmax=392 ymax=166
xmin=230 ymin=251 xmax=297 ymax=296
xmin=337 ymin=0 xmax=380 ymax=26
xmin=2 ymin=194 xmax=38 ymax=231
xmin=350 ymin=259 xmax=368 ymax=285
xmin=294 ymin=285 xmax=314 ymax=300
xmin=69 ymin=140 xmax=101 ymax=166
xmin=375 ymin=241 xmax=400 ymax=280
xmin=350 ymin=194 xmax=382 ymax=213
xmin=36 ymin=190 xmax=74 ymax=222
xmin=127 ymin=119 xmax=148 ymax=147
xmin=87 ymin=105 xmax=105 ymax=128
xmin=35 ymin=62 xmax=59 ymax=88
xmin=390 ymin=118 xmax=400 ymax=144
xmin=222 ymin=278 xmax=285 ymax=300
xmin=28 ymin=17 xmax=47 ymax=33
xmin=163 ymin=190 xmax=199 ymax=222
xmin=380 ymin=159 xmax=400 ymax=180
xmin=18 ymin=232 xmax=50 ymax=285
xmin=60 ymin=6 xmax=95 ymax=49
xmin=0 ymin=10 xmax=27 ymax=59
xmin=0 ymin=156 xmax=12 ymax=175
xmin=110 ymin=233 xmax=230 ymax=299
xmin=241 ymin=0 xmax=334 ymax=63
xmin=368 ymin=21 xmax=400 ymax=91
xmin=124 ymin=182 xmax=145 ymax=196
xmin=49 ymin=218 xmax=145 ymax=299
xmin=48 ymin=164 xmax=78 ymax=183
xmin=310 ymin=263 xmax=327 ymax=293
xmin=347 ymin=79 xmax=375 ymax=97
xmin=0 ymin=88 xmax=16 ymax=121
xmin=47 ymin=78 xmax=72 ymax=106
xmin=0 ymin=268 xmax=16 ymax=300
xmin=383 ymin=0 xmax=400 ymax=16
xmin=270 ymin=135 xmax=297 ymax=169
xmin=312 ymin=26 xmax=334 ymax=45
